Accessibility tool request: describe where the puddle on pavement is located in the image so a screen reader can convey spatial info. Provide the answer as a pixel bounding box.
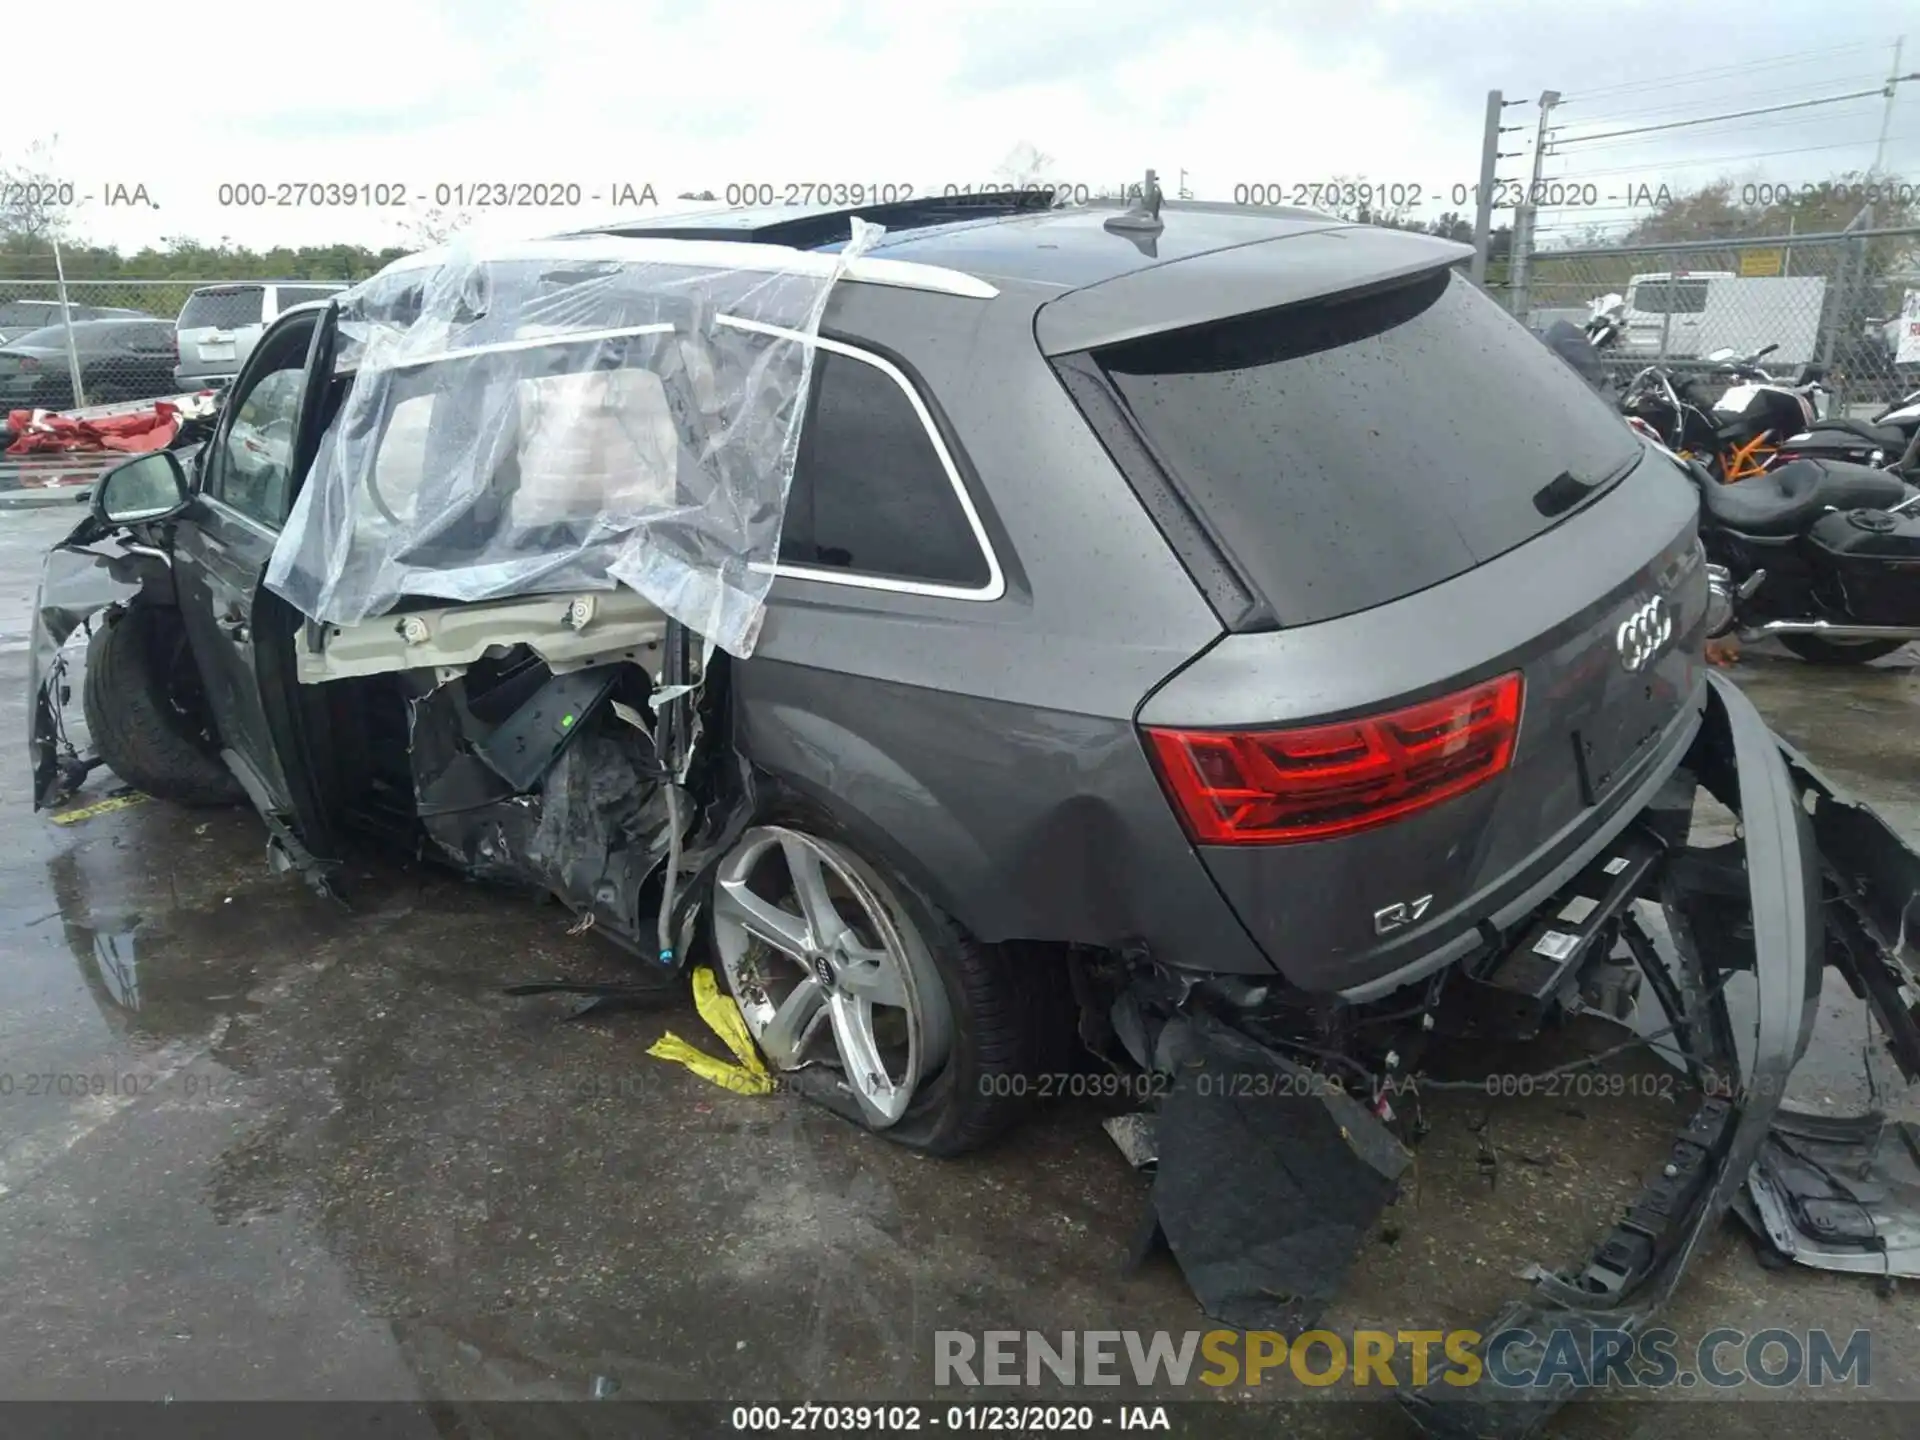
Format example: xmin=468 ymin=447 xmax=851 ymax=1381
xmin=2 ymin=619 xmax=1918 ymax=1402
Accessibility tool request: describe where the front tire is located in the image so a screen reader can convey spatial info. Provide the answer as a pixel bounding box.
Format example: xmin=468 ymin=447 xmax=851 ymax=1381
xmin=710 ymin=823 xmax=1057 ymax=1155
xmin=82 ymin=605 xmax=244 ymax=807
xmin=1777 ymin=635 xmax=1908 ymax=665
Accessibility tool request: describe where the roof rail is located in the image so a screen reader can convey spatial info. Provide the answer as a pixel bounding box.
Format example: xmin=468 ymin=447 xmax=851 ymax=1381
xmin=370 ymin=235 xmax=1000 ymax=301
xmin=572 ymin=188 xmax=1061 ymax=250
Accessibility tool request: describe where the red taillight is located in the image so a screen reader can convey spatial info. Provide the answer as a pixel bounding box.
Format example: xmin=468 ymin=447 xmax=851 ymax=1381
xmin=1144 ymin=672 xmax=1525 ymax=845
xmin=18 ymin=356 xmax=38 ymax=373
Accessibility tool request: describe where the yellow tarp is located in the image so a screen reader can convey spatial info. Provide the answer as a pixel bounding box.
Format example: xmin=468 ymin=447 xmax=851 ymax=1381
xmin=646 ymin=966 xmax=777 ymax=1096
xmin=49 ymin=792 xmax=150 ymax=826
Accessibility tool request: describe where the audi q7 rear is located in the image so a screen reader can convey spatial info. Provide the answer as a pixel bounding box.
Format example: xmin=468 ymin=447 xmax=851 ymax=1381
xmin=1073 ymin=255 xmax=1705 ymax=1000
xmin=715 ymin=202 xmax=1706 ymax=1012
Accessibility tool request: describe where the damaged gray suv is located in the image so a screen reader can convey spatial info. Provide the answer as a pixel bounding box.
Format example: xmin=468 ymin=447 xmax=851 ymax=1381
xmin=30 ymin=187 xmax=1920 ymax=1430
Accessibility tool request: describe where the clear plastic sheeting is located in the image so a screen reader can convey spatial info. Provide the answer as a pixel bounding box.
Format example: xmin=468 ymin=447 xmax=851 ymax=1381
xmin=266 ymin=222 xmax=884 ymax=657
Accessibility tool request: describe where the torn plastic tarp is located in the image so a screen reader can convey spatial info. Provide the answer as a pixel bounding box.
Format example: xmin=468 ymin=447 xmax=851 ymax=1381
xmin=266 ymin=222 xmax=884 ymax=658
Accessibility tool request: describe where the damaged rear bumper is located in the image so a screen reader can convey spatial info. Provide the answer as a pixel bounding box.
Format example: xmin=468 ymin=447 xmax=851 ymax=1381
xmin=1399 ymin=668 xmax=1897 ymax=1435
xmin=1126 ymin=670 xmax=1920 ymax=1437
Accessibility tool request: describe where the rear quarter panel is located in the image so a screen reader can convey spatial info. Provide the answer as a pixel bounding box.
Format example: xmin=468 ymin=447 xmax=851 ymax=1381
xmin=733 ymin=282 xmax=1273 ymax=973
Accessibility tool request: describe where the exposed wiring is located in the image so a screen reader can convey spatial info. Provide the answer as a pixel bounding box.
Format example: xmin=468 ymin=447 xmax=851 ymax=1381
xmin=1407 ymin=973 xmax=1736 ymax=1093
xmin=658 ymin=781 xmax=684 ymax=965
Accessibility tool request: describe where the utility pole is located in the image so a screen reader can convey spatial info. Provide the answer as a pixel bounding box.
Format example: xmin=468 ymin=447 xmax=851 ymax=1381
xmin=1874 ymin=35 xmax=1906 ymax=173
xmin=1469 ymin=90 xmax=1503 ymax=285
xmin=52 ymin=239 xmax=86 ymax=412
xmin=1506 ymin=89 xmax=1561 ymax=325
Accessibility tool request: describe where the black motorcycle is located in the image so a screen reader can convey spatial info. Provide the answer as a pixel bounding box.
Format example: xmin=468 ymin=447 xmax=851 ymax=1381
xmin=1618 ymin=346 xmax=1827 ymax=483
xmin=1688 ymin=456 xmax=1920 ymax=664
xmin=1540 ymin=318 xmax=1920 ymax=664
xmin=1768 ymin=385 xmax=1920 ymax=480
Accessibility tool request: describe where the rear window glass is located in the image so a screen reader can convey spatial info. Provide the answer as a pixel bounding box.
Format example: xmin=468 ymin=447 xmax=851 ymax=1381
xmin=275 ymin=285 xmax=341 ymax=310
xmin=1092 ymin=269 xmax=1643 ymax=625
xmin=0 ymin=302 xmax=61 ymax=329
xmin=4 ymin=324 xmax=78 ymax=349
xmin=178 ymin=287 xmax=265 ymax=330
xmin=1630 ymin=278 xmax=1710 ymax=315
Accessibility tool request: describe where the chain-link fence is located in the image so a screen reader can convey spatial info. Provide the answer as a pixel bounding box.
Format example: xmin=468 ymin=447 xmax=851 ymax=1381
xmin=0 ymin=278 xmax=280 ymax=415
xmin=1498 ymin=225 xmax=1920 ymax=417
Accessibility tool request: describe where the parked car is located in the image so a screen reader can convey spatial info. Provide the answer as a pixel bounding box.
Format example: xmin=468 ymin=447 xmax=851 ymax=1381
xmin=173 ymin=281 xmax=349 ymax=391
xmin=0 ymin=317 xmax=181 ymax=411
xmin=0 ymin=300 xmax=151 ymax=346
xmin=32 ymin=194 xmax=1920 ymax=1429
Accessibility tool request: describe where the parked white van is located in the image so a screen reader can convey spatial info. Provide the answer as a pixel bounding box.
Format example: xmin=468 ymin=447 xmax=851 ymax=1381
xmin=1620 ymin=271 xmax=1827 ymax=366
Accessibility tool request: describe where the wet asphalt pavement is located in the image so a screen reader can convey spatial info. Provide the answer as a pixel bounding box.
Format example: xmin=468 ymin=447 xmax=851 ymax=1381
xmin=1 ymin=504 xmax=1918 ymax=1437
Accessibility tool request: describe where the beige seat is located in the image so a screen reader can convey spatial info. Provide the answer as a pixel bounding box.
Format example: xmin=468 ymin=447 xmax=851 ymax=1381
xmin=354 ymin=324 xmax=728 ymax=545
xmin=511 ymin=365 xmax=682 ymax=530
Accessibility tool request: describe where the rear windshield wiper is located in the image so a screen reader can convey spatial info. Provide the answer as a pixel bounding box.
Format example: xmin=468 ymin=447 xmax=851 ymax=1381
xmin=1533 ymin=452 xmax=1639 ymax=519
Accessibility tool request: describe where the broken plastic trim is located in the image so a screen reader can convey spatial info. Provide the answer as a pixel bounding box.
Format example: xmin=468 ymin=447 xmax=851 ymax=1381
xmin=1109 ymin=672 xmax=1881 ymax=1438
xmin=1740 ymin=1110 xmax=1920 ymax=1278
xmin=1399 ymin=671 xmax=1818 ymax=1437
xmin=29 ymin=518 xmax=148 ymax=809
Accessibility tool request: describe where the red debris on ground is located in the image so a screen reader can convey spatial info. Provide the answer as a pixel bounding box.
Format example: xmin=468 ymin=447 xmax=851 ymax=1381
xmin=4 ymin=402 xmax=181 ymax=456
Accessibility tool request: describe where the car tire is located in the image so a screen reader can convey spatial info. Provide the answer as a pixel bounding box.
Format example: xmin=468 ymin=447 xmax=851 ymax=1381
xmin=709 ymin=818 xmax=1066 ymax=1156
xmin=82 ymin=605 xmax=244 ymax=807
xmin=1777 ymin=635 xmax=1908 ymax=665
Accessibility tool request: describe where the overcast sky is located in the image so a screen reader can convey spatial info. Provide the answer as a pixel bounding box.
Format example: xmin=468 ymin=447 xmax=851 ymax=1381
xmin=9 ymin=0 xmax=1918 ymax=254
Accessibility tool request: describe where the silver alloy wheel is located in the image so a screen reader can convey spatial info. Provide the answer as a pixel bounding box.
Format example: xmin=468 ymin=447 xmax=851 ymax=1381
xmin=711 ymin=826 xmax=953 ymax=1129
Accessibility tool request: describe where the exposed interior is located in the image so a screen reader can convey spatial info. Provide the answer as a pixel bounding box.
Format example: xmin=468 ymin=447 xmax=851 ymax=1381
xmin=259 ymin=351 xmax=708 ymax=956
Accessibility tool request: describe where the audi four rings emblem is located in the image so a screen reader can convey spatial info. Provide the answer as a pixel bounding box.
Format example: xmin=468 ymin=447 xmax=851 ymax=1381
xmin=1616 ymin=595 xmax=1674 ymax=673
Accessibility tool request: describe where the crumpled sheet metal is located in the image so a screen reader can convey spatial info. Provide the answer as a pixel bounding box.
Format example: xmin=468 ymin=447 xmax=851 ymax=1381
xmin=267 ymin=222 xmax=883 ymax=658
xmin=29 ymin=533 xmax=141 ymax=808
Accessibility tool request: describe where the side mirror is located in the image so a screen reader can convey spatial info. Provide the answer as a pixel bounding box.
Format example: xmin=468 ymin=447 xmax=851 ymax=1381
xmin=93 ymin=450 xmax=190 ymax=526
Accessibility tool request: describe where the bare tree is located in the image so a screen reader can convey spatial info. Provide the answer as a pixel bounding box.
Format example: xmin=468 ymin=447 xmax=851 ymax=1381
xmin=0 ymin=135 xmax=74 ymax=242
xmin=396 ymin=204 xmax=472 ymax=249
xmin=993 ymin=142 xmax=1056 ymax=190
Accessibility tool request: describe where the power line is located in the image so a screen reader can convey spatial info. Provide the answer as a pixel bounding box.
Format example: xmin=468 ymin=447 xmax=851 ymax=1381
xmin=1557 ymin=38 xmax=1890 ymax=103
xmin=1538 ymin=131 xmax=1911 ymax=180
xmin=1543 ymin=100 xmax=1901 ymax=156
xmin=1551 ymin=82 xmax=1911 ymax=148
xmin=1551 ymin=70 xmax=1892 ymax=130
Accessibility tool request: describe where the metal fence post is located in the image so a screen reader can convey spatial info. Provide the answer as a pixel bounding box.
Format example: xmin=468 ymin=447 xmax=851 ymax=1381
xmin=1817 ymin=208 xmax=1870 ymax=407
xmin=1656 ymin=252 xmax=1672 ymax=363
xmin=51 ymin=241 xmax=87 ymax=412
xmin=1508 ymin=206 xmax=1535 ymax=322
xmin=1470 ymin=90 xmax=1503 ymax=288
